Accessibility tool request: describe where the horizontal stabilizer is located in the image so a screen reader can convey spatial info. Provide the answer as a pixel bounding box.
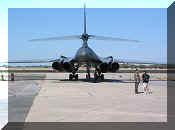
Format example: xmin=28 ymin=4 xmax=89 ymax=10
xmin=29 ymin=35 xmax=81 ymax=42
xmin=29 ymin=34 xmax=141 ymax=43
xmin=88 ymin=35 xmax=141 ymax=43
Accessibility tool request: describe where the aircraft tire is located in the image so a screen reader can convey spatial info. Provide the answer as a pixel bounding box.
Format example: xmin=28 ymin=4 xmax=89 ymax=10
xmin=100 ymin=74 xmax=104 ymax=80
xmin=94 ymin=73 xmax=98 ymax=81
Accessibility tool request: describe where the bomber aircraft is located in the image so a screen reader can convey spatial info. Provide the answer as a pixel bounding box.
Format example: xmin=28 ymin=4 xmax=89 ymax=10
xmin=9 ymin=4 xmax=152 ymax=81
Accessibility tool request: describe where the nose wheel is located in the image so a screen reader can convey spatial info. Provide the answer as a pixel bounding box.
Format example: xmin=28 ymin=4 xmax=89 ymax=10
xmin=69 ymin=73 xmax=78 ymax=80
xmin=69 ymin=63 xmax=79 ymax=80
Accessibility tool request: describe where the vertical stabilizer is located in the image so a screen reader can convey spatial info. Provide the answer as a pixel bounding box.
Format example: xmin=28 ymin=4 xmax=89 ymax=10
xmin=84 ymin=3 xmax=87 ymax=34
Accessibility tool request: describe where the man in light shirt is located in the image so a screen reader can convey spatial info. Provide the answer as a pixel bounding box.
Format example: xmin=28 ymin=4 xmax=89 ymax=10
xmin=134 ymin=69 xmax=140 ymax=94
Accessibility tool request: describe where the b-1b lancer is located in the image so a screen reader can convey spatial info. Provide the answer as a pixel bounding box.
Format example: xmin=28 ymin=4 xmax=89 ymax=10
xmin=10 ymin=4 xmax=147 ymax=81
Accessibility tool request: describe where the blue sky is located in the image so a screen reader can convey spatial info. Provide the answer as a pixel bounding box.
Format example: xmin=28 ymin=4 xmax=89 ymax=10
xmin=9 ymin=8 xmax=167 ymax=64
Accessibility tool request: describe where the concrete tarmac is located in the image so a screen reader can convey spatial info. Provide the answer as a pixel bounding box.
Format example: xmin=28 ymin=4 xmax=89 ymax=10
xmin=18 ymin=73 xmax=167 ymax=122
xmin=8 ymin=74 xmax=45 ymax=122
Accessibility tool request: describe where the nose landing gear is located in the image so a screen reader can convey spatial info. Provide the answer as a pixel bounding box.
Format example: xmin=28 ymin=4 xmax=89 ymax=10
xmin=69 ymin=73 xmax=78 ymax=80
xmin=69 ymin=64 xmax=79 ymax=80
xmin=86 ymin=64 xmax=91 ymax=80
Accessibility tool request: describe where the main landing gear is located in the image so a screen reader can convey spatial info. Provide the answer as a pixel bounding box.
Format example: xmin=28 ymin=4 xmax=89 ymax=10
xmin=94 ymin=68 xmax=104 ymax=82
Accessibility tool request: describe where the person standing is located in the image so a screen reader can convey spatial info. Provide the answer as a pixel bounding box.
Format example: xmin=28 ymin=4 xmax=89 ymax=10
xmin=142 ymin=71 xmax=151 ymax=94
xmin=134 ymin=69 xmax=140 ymax=94
xmin=1 ymin=74 xmax=4 ymax=81
xmin=11 ymin=73 xmax=15 ymax=81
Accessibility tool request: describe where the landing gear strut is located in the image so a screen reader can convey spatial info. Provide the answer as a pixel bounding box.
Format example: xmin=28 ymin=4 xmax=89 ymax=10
xmin=86 ymin=64 xmax=91 ymax=80
xmin=94 ymin=68 xmax=104 ymax=82
xmin=69 ymin=64 xmax=79 ymax=80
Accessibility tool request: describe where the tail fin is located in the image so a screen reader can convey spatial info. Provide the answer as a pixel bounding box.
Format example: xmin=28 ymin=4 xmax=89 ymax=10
xmin=84 ymin=3 xmax=87 ymax=34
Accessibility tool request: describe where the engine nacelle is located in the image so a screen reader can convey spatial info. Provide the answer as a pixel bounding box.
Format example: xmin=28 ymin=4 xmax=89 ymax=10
xmin=99 ymin=63 xmax=109 ymax=73
xmin=110 ymin=62 xmax=119 ymax=72
xmin=63 ymin=62 xmax=73 ymax=72
xmin=52 ymin=62 xmax=63 ymax=71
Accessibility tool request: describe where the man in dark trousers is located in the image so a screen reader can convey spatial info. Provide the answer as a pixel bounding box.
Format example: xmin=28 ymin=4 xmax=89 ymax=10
xmin=142 ymin=71 xmax=151 ymax=94
xmin=134 ymin=69 xmax=140 ymax=94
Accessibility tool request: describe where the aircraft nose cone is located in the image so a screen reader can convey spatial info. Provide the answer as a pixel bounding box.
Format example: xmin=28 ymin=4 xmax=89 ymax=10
xmin=81 ymin=51 xmax=87 ymax=56
xmin=75 ymin=47 xmax=91 ymax=62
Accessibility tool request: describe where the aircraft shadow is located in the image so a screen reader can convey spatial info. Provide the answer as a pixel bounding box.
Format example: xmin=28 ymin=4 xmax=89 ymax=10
xmin=57 ymin=78 xmax=134 ymax=83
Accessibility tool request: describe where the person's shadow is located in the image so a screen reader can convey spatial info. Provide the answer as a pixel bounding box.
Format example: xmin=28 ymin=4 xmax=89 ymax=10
xmin=136 ymin=92 xmax=144 ymax=94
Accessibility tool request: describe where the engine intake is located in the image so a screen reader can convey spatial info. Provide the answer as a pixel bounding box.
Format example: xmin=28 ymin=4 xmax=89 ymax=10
xmin=52 ymin=62 xmax=63 ymax=71
xmin=63 ymin=62 xmax=72 ymax=72
xmin=99 ymin=63 xmax=109 ymax=73
xmin=110 ymin=62 xmax=119 ymax=72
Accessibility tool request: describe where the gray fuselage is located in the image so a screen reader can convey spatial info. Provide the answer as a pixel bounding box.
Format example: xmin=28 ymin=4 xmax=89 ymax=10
xmin=74 ymin=44 xmax=101 ymax=64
